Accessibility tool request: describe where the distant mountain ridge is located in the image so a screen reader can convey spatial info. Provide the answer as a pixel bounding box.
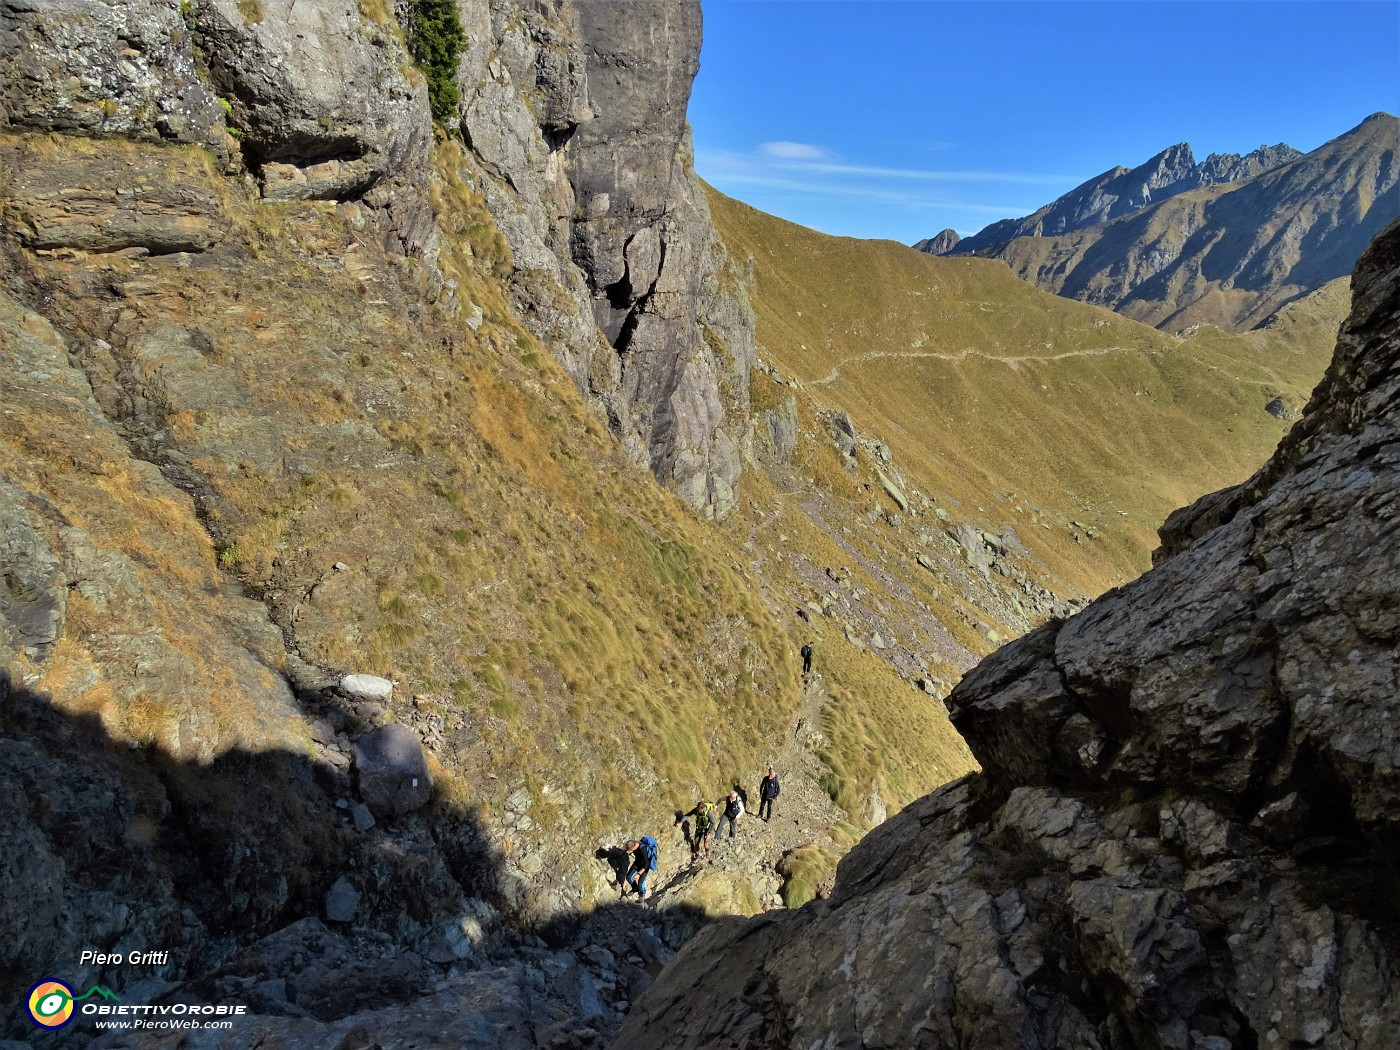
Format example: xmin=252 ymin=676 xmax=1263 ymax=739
xmin=918 ymin=113 xmax=1398 ymax=333
xmin=933 ymin=140 xmax=1301 ymax=257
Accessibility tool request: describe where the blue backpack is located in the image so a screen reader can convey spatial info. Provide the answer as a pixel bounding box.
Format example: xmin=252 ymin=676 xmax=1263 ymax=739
xmin=638 ymin=836 xmax=659 ymax=870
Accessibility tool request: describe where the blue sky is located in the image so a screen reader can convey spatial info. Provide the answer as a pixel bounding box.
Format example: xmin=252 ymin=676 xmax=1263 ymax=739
xmin=690 ymin=1 xmax=1400 ymax=244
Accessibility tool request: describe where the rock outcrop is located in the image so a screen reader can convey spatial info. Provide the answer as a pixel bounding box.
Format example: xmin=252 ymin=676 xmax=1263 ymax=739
xmin=913 ymin=228 xmax=961 ymax=255
xmin=612 ymin=220 xmax=1400 ymax=1049
xmin=0 ymin=0 xmax=752 ymax=517
xmin=452 ymin=0 xmax=754 ymax=516
xmin=940 ymin=114 xmax=1396 ymax=333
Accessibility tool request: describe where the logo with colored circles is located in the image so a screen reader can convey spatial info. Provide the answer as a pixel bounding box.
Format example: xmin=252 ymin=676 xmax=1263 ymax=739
xmin=26 ymin=979 xmax=120 ymax=1028
xmin=27 ymin=979 xmax=76 ymax=1028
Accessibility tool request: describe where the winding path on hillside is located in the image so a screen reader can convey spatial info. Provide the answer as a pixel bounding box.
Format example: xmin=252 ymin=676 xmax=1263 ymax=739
xmin=809 ymin=344 xmax=1150 ymax=386
xmin=641 ymin=672 xmax=846 ymax=907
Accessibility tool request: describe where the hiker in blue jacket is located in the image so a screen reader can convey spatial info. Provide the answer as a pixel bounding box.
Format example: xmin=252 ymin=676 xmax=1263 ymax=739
xmin=625 ymin=837 xmax=659 ymax=900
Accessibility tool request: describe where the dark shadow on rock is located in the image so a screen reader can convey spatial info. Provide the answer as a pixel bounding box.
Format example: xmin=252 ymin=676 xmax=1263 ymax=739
xmin=0 ymin=664 xmax=477 ymax=1034
xmin=0 ymin=668 xmax=709 ymax=1044
xmin=596 ymin=845 xmax=632 ymax=896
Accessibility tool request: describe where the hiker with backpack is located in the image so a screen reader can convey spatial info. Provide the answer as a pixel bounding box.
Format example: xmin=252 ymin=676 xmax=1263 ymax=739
xmin=759 ymin=766 xmax=781 ymax=822
xmin=801 ymin=642 xmax=814 ymax=678
xmin=676 ymin=798 xmax=717 ymax=861
xmin=625 ymin=837 xmax=659 ymax=900
xmin=713 ymin=790 xmax=744 ymax=843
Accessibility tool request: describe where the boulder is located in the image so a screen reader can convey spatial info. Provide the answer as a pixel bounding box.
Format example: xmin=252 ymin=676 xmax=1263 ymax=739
xmin=324 ymin=877 xmax=360 ymax=923
xmin=340 ymin=674 xmax=394 ymax=703
xmin=352 ymin=724 xmax=432 ymax=819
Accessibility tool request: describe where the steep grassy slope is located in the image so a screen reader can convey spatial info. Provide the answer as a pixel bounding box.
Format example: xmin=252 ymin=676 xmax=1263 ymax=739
xmin=711 ymin=188 xmax=1337 ymax=596
xmin=1 ymin=131 xmax=804 ymax=919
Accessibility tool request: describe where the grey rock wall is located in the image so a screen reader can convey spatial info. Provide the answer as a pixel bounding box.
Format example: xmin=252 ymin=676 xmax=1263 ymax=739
xmin=0 ymin=0 xmax=224 ymax=144
xmin=453 ymin=0 xmax=754 ymax=517
xmin=611 ymin=222 xmax=1400 ymax=1050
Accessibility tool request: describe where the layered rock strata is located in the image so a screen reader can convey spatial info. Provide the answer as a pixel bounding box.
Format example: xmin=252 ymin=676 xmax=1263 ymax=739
xmin=612 ymin=221 xmax=1400 ymax=1049
xmin=0 ymin=0 xmax=751 ymax=516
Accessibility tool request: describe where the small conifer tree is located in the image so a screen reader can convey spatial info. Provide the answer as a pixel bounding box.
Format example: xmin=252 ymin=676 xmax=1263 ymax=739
xmin=408 ymin=0 xmax=466 ymax=126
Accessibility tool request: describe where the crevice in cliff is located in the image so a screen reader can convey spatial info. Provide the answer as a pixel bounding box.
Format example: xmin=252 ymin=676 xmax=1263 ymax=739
xmin=612 ymin=306 xmax=642 ymax=357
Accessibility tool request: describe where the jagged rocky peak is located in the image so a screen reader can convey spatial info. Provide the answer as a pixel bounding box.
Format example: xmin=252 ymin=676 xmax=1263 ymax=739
xmin=945 ymin=136 xmax=1301 ymax=255
xmin=1195 ymin=142 xmax=1303 ymax=185
xmin=913 ymin=228 xmax=961 ymax=255
xmin=943 ymin=113 xmax=1395 ymax=333
xmin=612 ymin=220 xmax=1400 ymax=1048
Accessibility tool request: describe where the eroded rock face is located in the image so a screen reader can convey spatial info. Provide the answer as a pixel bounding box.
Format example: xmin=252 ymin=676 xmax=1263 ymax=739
xmin=0 ymin=0 xmax=224 ymax=145
xmin=1 ymin=0 xmax=753 ymax=515
xmin=454 ymin=0 xmax=754 ymax=517
xmin=613 ymin=222 xmax=1400 ymax=1049
xmin=195 ymin=1 xmax=430 ymax=199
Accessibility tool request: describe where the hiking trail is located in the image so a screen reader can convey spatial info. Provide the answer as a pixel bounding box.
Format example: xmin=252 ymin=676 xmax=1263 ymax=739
xmin=810 ymin=344 xmax=1152 ymax=386
xmin=610 ymin=672 xmax=847 ymax=911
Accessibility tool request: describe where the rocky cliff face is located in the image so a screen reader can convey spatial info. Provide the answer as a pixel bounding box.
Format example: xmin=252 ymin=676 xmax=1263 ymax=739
xmin=940 ymin=115 xmax=1396 ymax=333
xmin=1 ymin=0 xmax=749 ymax=516
xmin=0 ymin=1 xmax=778 ymax=1038
xmin=612 ymin=220 xmax=1400 ymax=1049
xmin=452 ymin=0 xmax=753 ymax=516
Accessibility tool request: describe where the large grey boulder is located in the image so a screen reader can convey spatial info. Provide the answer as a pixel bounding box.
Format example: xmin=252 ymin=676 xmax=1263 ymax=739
xmin=339 ymin=674 xmax=394 ymax=704
xmin=323 ymin=876 xmax=360 ymax=923
xmin=612 ymin=222 xmax=1400 ymax=1049
xmin=352 ymin=723 xmax=433 ymax=819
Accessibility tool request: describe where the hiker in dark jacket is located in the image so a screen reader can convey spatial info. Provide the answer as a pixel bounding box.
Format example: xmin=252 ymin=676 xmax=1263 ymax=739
xmin=713 ymin=790 xmax=744 ymax=842
xmin=801 ymin=642 xmax=814 ymax=677
xmin=759 ymin=766 xmax=780 ymax=822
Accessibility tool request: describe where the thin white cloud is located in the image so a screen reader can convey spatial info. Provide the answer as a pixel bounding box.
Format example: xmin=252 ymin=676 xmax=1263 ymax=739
xmin=697 ymin=143 xmax=1082 ymax=239
xmin=759 ymin=140 xmax=835 ymax=161
xmin=705 ymin=167 xmax=1036 ymax=215
xmin=803 ymin=161 xmax=1072 ymax=185
xmin=714 ymin=145 xmax=1072 ymax=185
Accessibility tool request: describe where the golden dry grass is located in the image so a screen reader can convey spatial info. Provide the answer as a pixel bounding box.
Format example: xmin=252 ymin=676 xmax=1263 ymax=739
xmin=708 ymin=186 xmax=1339 ymax=597
xmin=3 ymin=132 xmax=806 ymax=879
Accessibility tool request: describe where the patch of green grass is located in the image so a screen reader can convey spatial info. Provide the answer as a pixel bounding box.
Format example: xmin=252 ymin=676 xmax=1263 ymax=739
xmin=777 ymin=844 xmax=841 ymax=908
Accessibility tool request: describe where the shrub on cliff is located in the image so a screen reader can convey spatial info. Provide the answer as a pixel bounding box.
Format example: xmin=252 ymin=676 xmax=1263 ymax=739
xmin=407 ymin=0 xmax=465 ymax=126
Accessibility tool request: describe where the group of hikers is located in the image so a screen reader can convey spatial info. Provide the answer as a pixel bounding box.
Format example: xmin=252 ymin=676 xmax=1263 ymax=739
xmin=617 ymin=645 xmax=812 ymax=901
xmin=620 ymin=766 xmax=782 ymax=901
